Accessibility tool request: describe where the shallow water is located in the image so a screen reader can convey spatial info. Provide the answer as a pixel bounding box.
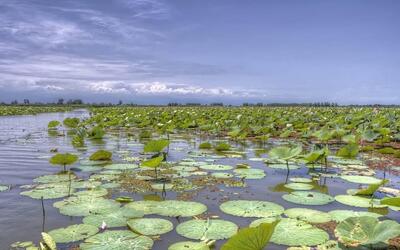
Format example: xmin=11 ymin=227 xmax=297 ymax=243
xmin=0 ymin=110 xmax=399 ymax=249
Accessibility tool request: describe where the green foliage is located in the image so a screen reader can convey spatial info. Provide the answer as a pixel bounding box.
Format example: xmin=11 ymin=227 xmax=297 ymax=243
xmin=303 ymin=147 xmax=329 ymax=163
xmin=48 ymin=120 xmax=60 ymax=129
xmin=89 ymin=150 xmax=112 ymax=161
xmin=139 ymin=130 xmax=152 ymax=139
xmin=377 ymin=147 xmax=396 ymax=154
xmin=221 ymin=221 xmax=278 ymax=250
xmin=141 ymin=155 xmax=163 ymax=168
xmin=269 ymin=145 xmax=302 ymax=161
xmin=381 ymin=197 xmax=400 ymax=207
xmin=143 ymin=139 xmax=169 ymax=153
xmin=49 ymin=153 xmax=78 ymax=167
xmin=63 ymin=117 xmax=80 ymax=128
xmin=356 ymin=179 xmax=388 ymax=196
xmin=360 ymin=145 xmax=375 ymax=152
xmin=214 ymin=142 xmax=231 ymax=151
xmin=88 ymin=126 xmax=105 ymax=139
xmin=336 ymin=143 xmax=359 ymax=158
xmin=199 ymin=142 xmax=212 ymax=149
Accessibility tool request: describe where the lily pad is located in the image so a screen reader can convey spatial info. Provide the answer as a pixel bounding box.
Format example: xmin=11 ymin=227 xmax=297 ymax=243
xmin=271 ymin=218 xmax=329 ymax=246
xmin=220 ymin=200 xmax=284 ymax=218
xmin=21 ymin=185 xmax=73 ymax=200
xmin=168 ymin=241 xmax=210 ymax=250
xmin=80 ymin=230 xmax=153 ymax=250
xmin=335 ymin=195 xmax=387 ymax=208
xmin=176 ymin=219 xmax=238 ymax=240
xmin=199 ymin=164 xmax=233 ymax=171
xmin=0 ymin=185 xmax=9 ymax=192
xmin=104 ymin=163 xmax=138 ymax=170
xmin=267 ymin=164 xmax=301 ymax=170
xmin=340 ymin=175 xmax=382 ymax=185
xmin=289 ymin=177 xmax=313 ymax=183
xmin=57 ymin=197 xmax=120 ymax=216
xmin=233 ymin=169 xmax=266 ymax=179
xmin=125 ymin=200 xmax=207 ymax=217
xmin=282 ymin=191 xmax=334 ymax=205
xmin=284 ymin=183 xmax=314 ymax=191
xmin=83 ymin=207 xmax=144 ymax=228
xmin=33 ymin=174 xmax=76 ymax=183
xmin=335 ymin=216 xmax=400 ymax=247
xmin=249 ymin=217 xmax=281 ymax=227
xmin=284 ymin=208 xmax=331 ymax=223
xmin=127 ymin=218 xmax=173 ymax=235
xmin=48 ymin=224 xmax=99 ymax=243
xmin=328 ymin=209 xmax=382 ymax=222
xmin=211 ymin=172 xmax=234 ymax=179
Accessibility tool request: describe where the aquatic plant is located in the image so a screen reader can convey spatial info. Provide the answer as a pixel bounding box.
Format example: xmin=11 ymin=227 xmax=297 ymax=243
xmin=49 ymin=153 xmax=78 ymax=171
xmin=268 ymin=145 xmax=302 ymax=171
xmin=89 ymin=150 xmax=112 ymax=161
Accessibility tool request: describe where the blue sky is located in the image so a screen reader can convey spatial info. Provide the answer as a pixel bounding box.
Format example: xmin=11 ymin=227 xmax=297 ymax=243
xmin=0 ymin=0 xmax=399 ymax=104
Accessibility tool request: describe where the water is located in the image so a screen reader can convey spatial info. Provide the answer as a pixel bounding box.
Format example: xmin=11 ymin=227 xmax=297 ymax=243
xmin=0 ymin=110 xmax=399 ymax=249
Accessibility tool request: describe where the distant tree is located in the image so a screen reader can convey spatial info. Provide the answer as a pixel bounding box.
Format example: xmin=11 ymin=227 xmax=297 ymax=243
xmin=118 ymin=100 xmax=123 ymax=105
xmin=23 ymin=99 xmax=30 ymax=104
xmin=11 ymin=100 xmax=18 ymax=105
xmin=57 ymin=98 xmax=64 ymax=105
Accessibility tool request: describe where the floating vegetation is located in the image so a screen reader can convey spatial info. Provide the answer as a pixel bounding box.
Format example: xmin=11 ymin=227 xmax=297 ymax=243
xmin=4 ymin=106 xmax=400 ymax=249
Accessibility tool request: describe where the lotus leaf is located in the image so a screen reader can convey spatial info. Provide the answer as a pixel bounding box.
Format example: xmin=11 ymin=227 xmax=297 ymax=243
xmin=335 ymin=195 xmax=386 ymax=208
xmin=104 ymin=163 xmax=138 ymax=170
xmin=289 ymin=177 xmax=312 ymax=183
xmin=282 ymin=191 xmax=334 ymax=205
xmin=127 ymin=218 xmax=173 ymax=235
xmin=0 ymin=185 xmax=9 ymax=192
xmin=220 ymin=200 xmax=284 ymax=218
xmin=176 ymin=219 xmax=238 ymax=240
xmin=268 ymin=146 xmax=302 ymax=161
xmin=89 ymin=150 xmax=112 ymax=161
xmin=340 ymin=175 xmax=382 ymax=185
xmin=21 ymin=185 xmax=73 ymax=199
xmin=284 ymin=183 xmax=314 ymax=191
xmin=381 ymin=196 xmax=400 ymax=207
xmin=168 ymin=241 xmax=210 ymax=250
xmin=48 ymin=224 xmax=99 ymax=243
xmin=233 ymin=169 xmax=266 ymax=179
xmin=58 ymin=197 xmax=120 ymax=216
xmin=249 ymin=217 xmax=281 ymax=227
xmin=221 ymin=221 xmax=278 ymax=250
xmin=33 ymin=174 xmax=76 ymax=183
xmin=328 ymin=209 xmax=382 ymax=222
xmin=335 ymin=216 xmax=400 ymax=247
xmin=80 ymin=230 xmax=153 ymax=250
xmin=83 ymin=207 xmax=144 ymax=228
xmin=211 ymin=172 xmax=233 ymax=179
xmin=125 ymin=200 xmax=207 ymax=217
xmin=267 ymin=164 xmax=301 ymax=170
xmin=199 ymin=164 xmax=233 ymax=171
xmin=270 ymin=218 xmax=329 ymax=246
xmin=284 ymin=208 xmax=331 ymax=223
xmin=144 ymin=139 xmax=170 ymax=153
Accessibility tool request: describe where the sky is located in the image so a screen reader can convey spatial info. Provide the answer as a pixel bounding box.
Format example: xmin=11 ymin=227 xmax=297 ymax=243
xmin=0 ymin=0 xmax=399 ymax=105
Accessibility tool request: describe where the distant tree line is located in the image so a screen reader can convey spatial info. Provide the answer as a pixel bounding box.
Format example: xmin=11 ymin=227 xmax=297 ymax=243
xmin=2 ymin=99 xmax=400 ymax=108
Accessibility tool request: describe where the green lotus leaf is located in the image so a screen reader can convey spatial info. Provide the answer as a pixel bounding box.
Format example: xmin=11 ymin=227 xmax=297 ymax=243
xmin=48 ymin=224 xmax=99 ymax=243
xmin=176 ymin=219 xmax=238 ymax=240
xmin=286 ymin=240 xmax=340 ymax=250
xmin=220 ymin=200 xmax=284 ymax=218
xmin=168 ymin=241 xmax=210 ymax=250
xmin=33 ymin=174 xmax=77 ymax=183
xmin=270 ymin=218 xmax=329 ymax=246
xmin=141 ymin=155 xmax=163 ymax=168
xmin=381 ymin=196 xmax=400 ymax=207
xmin=268 ymin=146 xmax=302 ymax=161
xmin=21 ymin=185 xmax=73 ymax=199
xmin=74 ymin=187 xmax=108 ymax=198
xmin=80 ymin=230 xmax=153 ymax=250
xmin=284 ymin=208 xmax=331 ymax=223
xmin=199 ymin=164 xmax=233 ymax=171
xmin=233 ymin=169 xmax=266 ymax=179
xmin=340 ymin=175 xmax=382 ymax=185
xmin=63 ymin=117 xmax=80 ymax=128
xmin=151 ymin=183 xmax=173 ymax=190
xmin=48 ymin=120 xmax=61 ymax=128
xmin=289 ymin=177 xmax=312 ymax=183
xmin=144 ymin=139 xmax=170 ymax=153
xmin=172 ymin=166 xmax=199 ymax=172
xmin=335 ymin=216 xmax=400 ymax=247
xmin=328 ymin=209 xmax=382 ymax=222
xmin=355 ymin=179 xmax=388 ymax=195
xmin=104 ymin=163 xmax=138 ymax=170
xmin=284 ymin=183 xmax=314 ymax=191
xmin=127 ymin=218 xmax=173 ymax=235
xmin=89 ymin=150 xmax=112 ymax=161
xmin=282 ymin=191 xmax=334 ymax=205
xmin=336 ymin=143 xmax=359 ymax=158
xmin=221 ymin=221 xmax=278 ymax=250
xmin=41 ymin=232 xmax=56 ymax=250
xmin=125 ymin=200 xmax=207 ymax=217
xmin=57 ymin=197 xmax=120 ymax=216
xmin=249 ymin=217 xmax=281 ymax=227
xmin=49 ymin=153 xmax=78 ymax=167
xmin=267 ymin=164 xmax=301 ymax=170
xmin=83 ymin=207 xmax=144 ymax=228
xmin=0 ymin=185 xmax=9 ymax=192
xmin=335 ymin=195 xmax=387 ymax=208
xmin=211 ymin=172 xmax=234 ymax=179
